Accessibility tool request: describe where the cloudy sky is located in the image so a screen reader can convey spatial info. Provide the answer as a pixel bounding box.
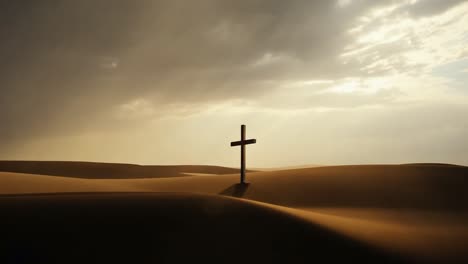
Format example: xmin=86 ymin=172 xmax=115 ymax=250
xmin=1 ymin=0 xmax=467 ymax=167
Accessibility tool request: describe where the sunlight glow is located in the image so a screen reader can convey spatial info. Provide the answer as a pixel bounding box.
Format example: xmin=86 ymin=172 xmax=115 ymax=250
xmin=329 ymin=80 xmax=359 ymax=93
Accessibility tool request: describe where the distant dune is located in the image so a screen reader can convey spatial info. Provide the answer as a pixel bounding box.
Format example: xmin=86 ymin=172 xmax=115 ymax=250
xmin=1 ymin=161 xmax=467 ymax=263
xmin=399 ymin=162 xmax=465 ymax=167
xmin=0 ymin=160 xmax=248 ymax=179
xmin=3 ymin=163 xmax=466 ymax=210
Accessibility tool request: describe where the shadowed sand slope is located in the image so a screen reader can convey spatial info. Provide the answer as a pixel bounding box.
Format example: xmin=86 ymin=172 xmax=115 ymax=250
xmin=0 ymin=193 xmax=406 ymax=264
xmin=0 ymin=160 xmax=246 ymax=178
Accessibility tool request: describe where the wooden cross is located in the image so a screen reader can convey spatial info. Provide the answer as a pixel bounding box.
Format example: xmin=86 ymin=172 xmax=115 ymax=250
xmin=230 ymin=124 xmax=256 ymax=184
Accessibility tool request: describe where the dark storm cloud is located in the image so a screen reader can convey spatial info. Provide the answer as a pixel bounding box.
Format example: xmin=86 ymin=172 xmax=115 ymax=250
xmin=0 ymin=0 xmax=147 ymax=144
xmin=0 ymin=0 xmax=363 ymax=145
xmin=0 ymin=0 xmax=465 ymax=148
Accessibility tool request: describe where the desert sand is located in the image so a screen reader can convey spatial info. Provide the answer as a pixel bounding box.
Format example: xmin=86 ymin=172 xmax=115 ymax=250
xmin=1 ymin=161 xmax=467 ymax=263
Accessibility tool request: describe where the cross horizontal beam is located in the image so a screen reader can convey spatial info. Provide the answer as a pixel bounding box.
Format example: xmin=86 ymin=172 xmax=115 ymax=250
xmin=230 ymin=139 xmax=256 ymax=147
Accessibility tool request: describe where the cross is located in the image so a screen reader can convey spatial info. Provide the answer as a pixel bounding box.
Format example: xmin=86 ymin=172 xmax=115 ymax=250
xmin=230 ymin=124 xmax=256 ymax=184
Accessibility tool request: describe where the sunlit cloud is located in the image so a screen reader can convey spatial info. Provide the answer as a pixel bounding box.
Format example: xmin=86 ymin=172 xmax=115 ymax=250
xmin=342 ymin=1 xmax=468 ymax=75
xmin=336 ymin=0 xmax=353 ymax=8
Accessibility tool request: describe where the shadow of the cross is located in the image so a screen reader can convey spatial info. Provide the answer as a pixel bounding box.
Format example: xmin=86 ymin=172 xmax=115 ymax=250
xmin=219 ymin=183 xmax=250 ymax=198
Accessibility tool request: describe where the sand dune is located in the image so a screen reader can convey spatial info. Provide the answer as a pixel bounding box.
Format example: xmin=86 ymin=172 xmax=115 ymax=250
xmin=0 ymin=193 xmax=406 ymax=263
xmin=0 ymin=172 xmax=129 ymax=194
xmin=1 ymin=162 xmax=468 ymax=263
xmin=294 ymin=207 xmax=468 ymax=262
xmin=0 ymin=160 xmax=246 ymax=179
xmin=3 ymin=164 xmax=467 ymax=210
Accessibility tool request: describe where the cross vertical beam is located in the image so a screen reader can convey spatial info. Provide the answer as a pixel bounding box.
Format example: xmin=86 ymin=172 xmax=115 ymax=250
xmin=230 ymin=124 xmax=256 ymax=184
xmin=240 ymin=124 xmax=246 ymax=184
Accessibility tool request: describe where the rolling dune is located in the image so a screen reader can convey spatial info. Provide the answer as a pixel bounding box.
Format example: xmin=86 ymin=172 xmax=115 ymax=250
xmin=0 ymin=160 xmax=246 ymax=178
xmin=1 ymin=162 xmax=467 ymax=263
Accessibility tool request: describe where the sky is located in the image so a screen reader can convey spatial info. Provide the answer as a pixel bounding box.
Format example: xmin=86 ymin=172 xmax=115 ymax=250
xmin=1 ymin=0 xmax=467 ymax=167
